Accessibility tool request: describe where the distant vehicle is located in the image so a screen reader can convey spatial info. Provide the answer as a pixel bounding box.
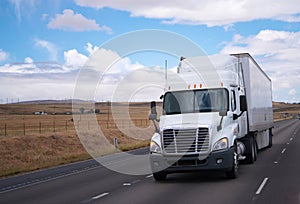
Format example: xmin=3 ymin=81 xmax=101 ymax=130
xmin=149 ymin=53 xmax=273 ymax=180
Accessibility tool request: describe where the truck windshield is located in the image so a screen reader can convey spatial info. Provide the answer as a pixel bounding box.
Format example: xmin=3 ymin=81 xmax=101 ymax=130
xmin=163 ymin=88 xmax=229 ymax=115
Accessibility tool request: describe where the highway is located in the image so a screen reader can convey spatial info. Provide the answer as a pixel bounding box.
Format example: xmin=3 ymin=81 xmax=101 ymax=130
xmin=0 ymin=119 xmax=299 ymax=204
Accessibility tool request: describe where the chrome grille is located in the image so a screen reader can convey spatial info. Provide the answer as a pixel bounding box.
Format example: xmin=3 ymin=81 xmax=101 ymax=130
xmin=162 ymin=128 xmax=209 ymax=154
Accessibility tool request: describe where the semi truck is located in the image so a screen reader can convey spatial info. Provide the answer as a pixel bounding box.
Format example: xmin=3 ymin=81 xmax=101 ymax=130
xmin=149 ymin=53 xmax=273 ymax=180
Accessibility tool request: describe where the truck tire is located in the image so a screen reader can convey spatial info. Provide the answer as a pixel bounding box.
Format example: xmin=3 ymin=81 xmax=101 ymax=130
xmin=153 ymin=171 xmax=167 ymax=181
xmin=226 ymin=145 xmax=238 ymax=179
xmin=267 ymin=129 xmax=273 ymax=148
xmin=246 ymin=136 xmax=257 ymax=164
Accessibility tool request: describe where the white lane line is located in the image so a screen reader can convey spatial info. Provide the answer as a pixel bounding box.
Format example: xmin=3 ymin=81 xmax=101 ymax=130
xmin=287 ymin=142 xmax=290 ymax=145
xmin=290 ymin=138 xmax=293 ymax=141
xmin=274 ymin=161 xmax=278 ymax=164
xmin=281 ymin=148 xmax=286 ymax=154
xmin=123 ymin=183 xmax=131 ymax=186
xmin=92 ymin=192 xmax=109 ymax=200
xmin=131 ymin=179 xmax=141 ymax=184
xmin=256 ymin=177 xmax=269 ymax=195
xmin=146 ymin=174 xmax=153 ymax=178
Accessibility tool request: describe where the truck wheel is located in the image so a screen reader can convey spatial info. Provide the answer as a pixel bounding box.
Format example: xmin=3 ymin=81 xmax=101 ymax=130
xmin=267 ymin=129 xmax=273 ymax=148
xmin=153 ymin=172 xmax=167 ymax=181
xmin=246 ymin=136 xmax=257 ymax=164
xmin=226 ymin=146 xmax=238 ymax=179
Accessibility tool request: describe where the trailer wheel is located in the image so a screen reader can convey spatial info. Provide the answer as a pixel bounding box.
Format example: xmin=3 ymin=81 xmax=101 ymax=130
xmin=226 ymin=145 xmax=238 ymax=179
xmin=246 ymin=136 xmax=257 ymax=164
xmin=153 ymin=171 xmax=167 ymax=181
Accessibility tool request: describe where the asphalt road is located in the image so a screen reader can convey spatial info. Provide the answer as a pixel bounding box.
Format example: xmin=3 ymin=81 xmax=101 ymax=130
xmin=0 ymin=119 xmax=299 ymax=204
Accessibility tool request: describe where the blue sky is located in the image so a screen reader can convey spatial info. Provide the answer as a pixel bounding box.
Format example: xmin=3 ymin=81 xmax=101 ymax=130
xmin=0 ymin=0 xmax=300 ymax=102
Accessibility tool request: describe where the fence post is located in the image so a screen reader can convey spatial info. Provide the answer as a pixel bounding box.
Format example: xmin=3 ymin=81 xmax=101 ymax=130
xmin=66 ymin=120 xmax=68 ymax=132
xmin=23 ymin=123 xmax=25 ymax=136
xmin=53 ymin=121 xmax=56 ymax=133
xmin=39 ymin=122 xmax=42 ymax=134
xmin=5 ymin=124 xmax=7 ymax=136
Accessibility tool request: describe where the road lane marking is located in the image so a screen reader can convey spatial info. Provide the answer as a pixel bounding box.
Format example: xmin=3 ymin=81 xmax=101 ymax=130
xmin=92 ymin=192 xmax=109 ymax=200
xmin=256 ymin=177 xmax=269 ymax=195
xmin=131 ymin=179 xmax=141 ymax=184
xmin=281 ymin=148 xmax=286 ymax=154
xmin=290 ymin=138 xmax=293 ymax=141
xmin=274 ymin=161 xmax=278 ymax=164
xmin=287 ymin=142 xmax=290 ymax=145
xmin=123 ymin=183 xmax=131 ymax=186
xmin=146 ymin=174 xmax=153 ymax=178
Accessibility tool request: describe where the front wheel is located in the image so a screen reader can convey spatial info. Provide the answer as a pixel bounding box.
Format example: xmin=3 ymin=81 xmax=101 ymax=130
xmin=245 ymin=136 xmax=257 ymax=164
xmin=226 ymin=146 xmax=239 ymax=179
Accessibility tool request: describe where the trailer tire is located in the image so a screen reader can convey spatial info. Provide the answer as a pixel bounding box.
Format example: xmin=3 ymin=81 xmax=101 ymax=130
xmin=246 ymin=136 xmax=257 ymax=164
xmin=153 ymin=172 xmax=167 ymax=181
xmin=226 ymin=145 xmax=239 ymax=179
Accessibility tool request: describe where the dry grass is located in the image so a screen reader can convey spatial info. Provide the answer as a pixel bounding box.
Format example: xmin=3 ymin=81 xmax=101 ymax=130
xmin=0 ymin=102 xmax=155 ymax=177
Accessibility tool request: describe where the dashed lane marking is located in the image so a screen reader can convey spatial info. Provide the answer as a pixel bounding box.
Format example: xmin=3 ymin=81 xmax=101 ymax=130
xmin=92 ymin=192 xmax=109 ymax=200
xmin=256 ymin=177 xmax=269 ymax=195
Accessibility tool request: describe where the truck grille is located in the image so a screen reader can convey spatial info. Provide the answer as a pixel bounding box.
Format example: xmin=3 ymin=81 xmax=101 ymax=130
xmin=162 ymin=128 xmax=209 ymax=154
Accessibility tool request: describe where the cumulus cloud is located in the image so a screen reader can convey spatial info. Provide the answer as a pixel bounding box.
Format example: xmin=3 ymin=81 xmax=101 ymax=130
xmin=35 ymin=39 xmax=58 ymax=61
xmin=0 ymin=45 xmax=164 ymax=102
xmin=24 ymin=57 xmax=33 ymax=64
xmin=221 ymin=29 xmax=300 ymax=102
xmin=64 ymin=49 xmax=88 ymax=67
xmin=85 ymin=43 xmax=99 ymax=56
xmin=47 ymin=9 xmax=112 ymax=33
xmin=0 ymin=49 xmax=9 ymax=62
xmin=75 ymin=0 xmax=300 ymax=27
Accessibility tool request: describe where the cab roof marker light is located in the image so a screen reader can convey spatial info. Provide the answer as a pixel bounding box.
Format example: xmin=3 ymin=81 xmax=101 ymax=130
xmin=188 ymin=84 xmax=191 ymax=89
xmin=200 ymin=84 xmax=203 ymax=88
xmin=194 ymin=84 xmax=197 ymax=89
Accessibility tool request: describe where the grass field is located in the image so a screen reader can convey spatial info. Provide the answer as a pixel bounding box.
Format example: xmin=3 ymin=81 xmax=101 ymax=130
xmin=0 ymin=101 xmax=299 ymax=177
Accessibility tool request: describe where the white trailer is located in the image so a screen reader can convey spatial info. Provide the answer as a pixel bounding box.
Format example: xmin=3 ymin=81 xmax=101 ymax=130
xmin=149 ymin=53 xmax=273 ymax=180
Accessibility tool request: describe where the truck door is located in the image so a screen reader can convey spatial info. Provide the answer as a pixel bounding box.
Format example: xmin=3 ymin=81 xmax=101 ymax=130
xmin=231 ymin=90 xmax=247 ymax=137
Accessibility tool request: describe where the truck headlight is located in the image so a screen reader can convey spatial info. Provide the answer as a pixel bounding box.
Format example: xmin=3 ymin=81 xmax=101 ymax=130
xmin=212 ymin=137 xmax=228 ymax=151
xmin=150 ymin=140 xmax=162 ymax=154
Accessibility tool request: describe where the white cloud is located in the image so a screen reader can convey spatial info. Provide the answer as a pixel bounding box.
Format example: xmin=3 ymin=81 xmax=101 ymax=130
xmin=85 ymin=43 xmax=99 ymax=56
xmin=34 ymin=39 xmax=58 ymax=61
xmin=24 ymin=57 xmax=33 ymax=64
xmin=0 ymin=49 xmax=9 ymax=62
xmin=75 ymin=0 xmax=300 ymax=27
xmin=47 ymin=9 xmax=112 ymax=33
xmin=64 ymin=49 xmax=88 ymax=67
xmin=221 ymin=29 xmax=300 ymax=102
xmin=9 ymin=0 xmax=35 ymax=22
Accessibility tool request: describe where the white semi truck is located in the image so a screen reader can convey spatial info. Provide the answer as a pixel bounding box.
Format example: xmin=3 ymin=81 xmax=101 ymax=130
xmin=149 ymin=53 xmax=273 ymax=180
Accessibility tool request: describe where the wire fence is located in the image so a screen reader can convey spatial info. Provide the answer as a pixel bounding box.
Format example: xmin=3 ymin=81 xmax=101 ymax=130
xmin=0 ymin=119 xmax=151 ymax=137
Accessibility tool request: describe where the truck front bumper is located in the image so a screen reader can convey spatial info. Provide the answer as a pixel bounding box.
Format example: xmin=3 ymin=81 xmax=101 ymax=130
xmin=150 ymin=147 xmax=234 ymax=174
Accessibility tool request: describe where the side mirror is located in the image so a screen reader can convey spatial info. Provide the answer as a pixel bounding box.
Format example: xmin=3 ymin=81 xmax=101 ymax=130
xmin=149 ymin=101 xmax=157 ymax=120
xmin=240 ymin=95 xmax=247 ymax=112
